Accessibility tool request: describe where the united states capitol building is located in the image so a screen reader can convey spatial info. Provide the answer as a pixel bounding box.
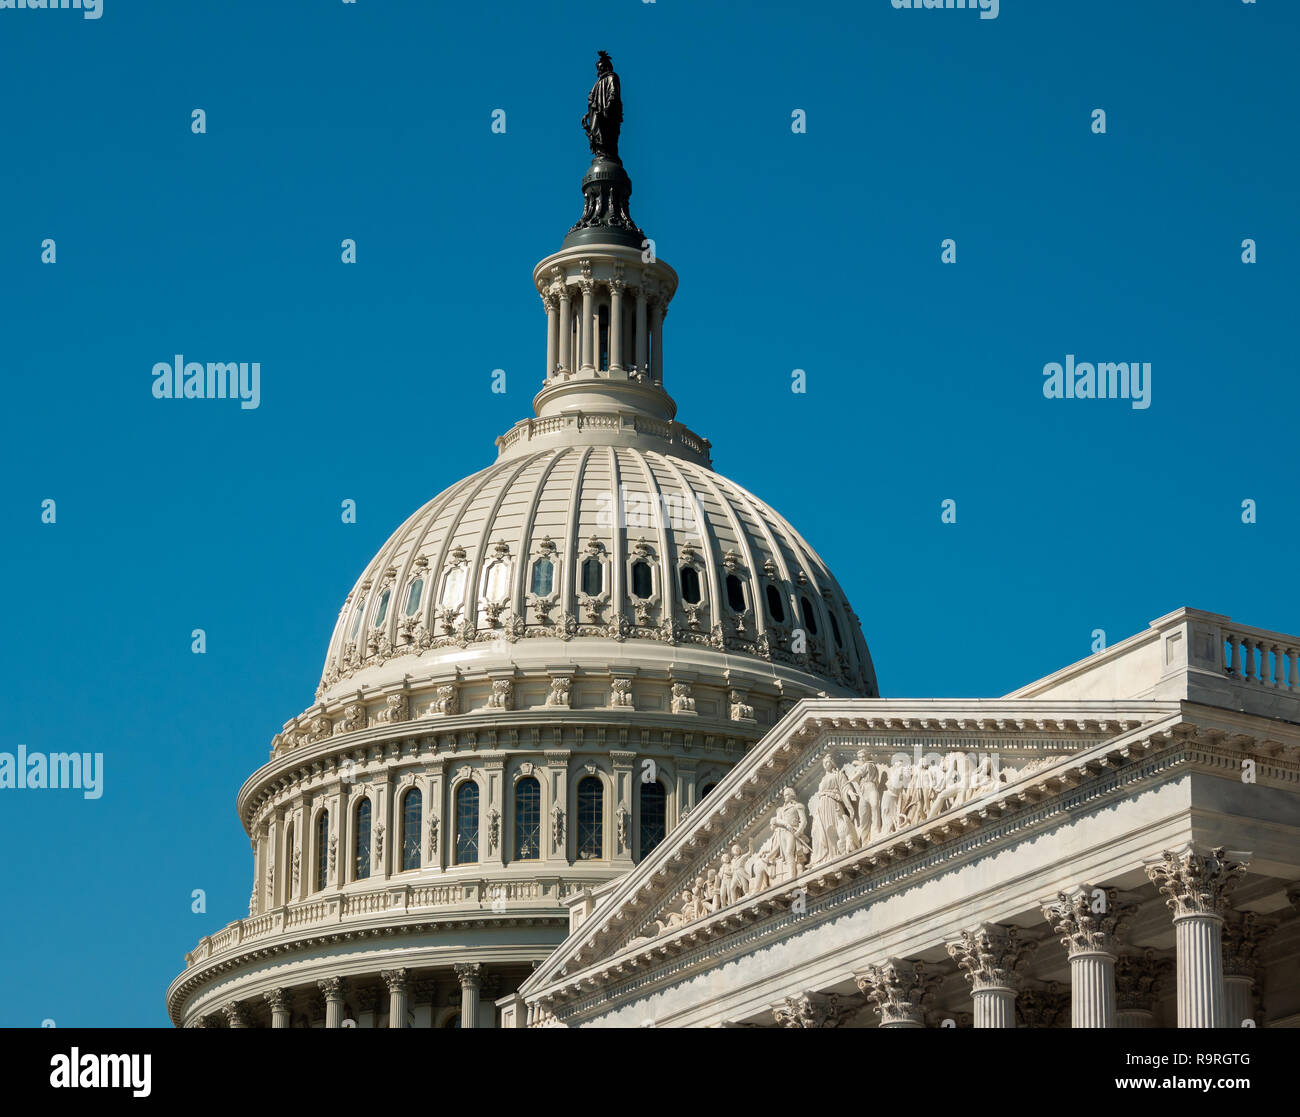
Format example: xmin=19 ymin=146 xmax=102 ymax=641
xmin=166 ymin=59 xmax=1300 ymax=1031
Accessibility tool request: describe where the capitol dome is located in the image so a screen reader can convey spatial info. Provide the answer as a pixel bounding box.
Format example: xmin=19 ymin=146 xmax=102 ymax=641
xmin=316 ymin=440 xmax=876 ymax=708
xmin=168 ymin=55 xmax=875 ymax=1030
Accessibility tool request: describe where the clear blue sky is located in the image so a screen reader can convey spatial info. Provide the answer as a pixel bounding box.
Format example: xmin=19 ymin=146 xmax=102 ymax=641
xmin=1 ymin=0 xmax=1295 ymax=1027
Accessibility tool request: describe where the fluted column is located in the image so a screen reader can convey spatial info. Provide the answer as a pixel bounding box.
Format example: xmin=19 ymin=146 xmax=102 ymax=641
xmin=608 ymin=279 xmax=625 ymax=372
xmin=263 ymin=988 xmax=291 ymax=1029
xmin=382 ymin=968 xmax=409 ymax=1029
xmin=946 ymin=923 xmax=1036 ymax=1028
xmin=578 ymin=278 xmax=595 ymax=372
xmin=649 ymin=297 xmax=664 ymax=385
xmin=856 ymin=959 xmax=938 ymax=1028
xmin=557 ymin=286 xmax=572 ymax=374
xmin=318 ymin=977 xmax=345 ymax=1029
xmin=771 ymin=992 xmax=846 ymax=1028
xmin=543 ymin=292 xmax=558 ymax=379
xmin=222 ymin=1002 xmax=248 ymax=1029
xmin=1042 ymin=886 xmax=1134 ymax=1028
xmin=1222 ymin=910 xmax=1271 ymax=1028
xmin=1115 ymin=949 xmax=1171 ymax=1028
xmin=634 ymin=288 xmax=648 ymax=375
xmin=455 ymin=962 xmax=483 ymax=1029
xmin=1146 ymin=846 xmax=1248 ymax=1028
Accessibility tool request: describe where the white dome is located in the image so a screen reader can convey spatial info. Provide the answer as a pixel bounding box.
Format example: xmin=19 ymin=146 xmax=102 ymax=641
xmin=318 ymin=442 xmax=876 ymax=703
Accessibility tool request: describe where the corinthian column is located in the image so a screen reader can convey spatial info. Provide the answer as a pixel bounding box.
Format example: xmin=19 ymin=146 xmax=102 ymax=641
xmin=455 ymin=962 xmax=483 ymax=1029
xmin=578 ymin=278 xmax=595 ymax=372
xmin=1145 ymin=846 xmax=1248 ymax=1028
xmin=382 ymin=968 xmax=409 ymax=1029
xmin=771 ymin=992 xmax=846 ymax=1029
xmin=946 ymin=923 xmax=1036 ymax=1028
xmin=557 ymin=285 xmax=572 ymax=374
xmin=608 ymin=279 xmax=625 ymax=372
xmin=222 ymin=1002 xmax=248 ymax=1029
xmin=634 ymin=287 xmax=648 ymax=375
xmin=855 ymin=959 xmax=938 ymax=1028
xmin=1042 ymin=886 xmax=1133 ymax=1028
xmin=1222 ymin=910 xmax=1271 ymax=1028
xmin=649 ymin=297 xmax=664 ymax=385
xmin=543 ymin=291 xmax=558 ymax=379
xmin=317 ymin=977 xmax=345 ymax=1029
xmin=263 ymin=988 xmax=291 ymax=1029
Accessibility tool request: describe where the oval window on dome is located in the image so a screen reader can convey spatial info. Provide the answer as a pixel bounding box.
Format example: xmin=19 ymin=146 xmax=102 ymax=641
xmin=441 ymin=567 xmax=466 ymax=608
xmin=680 ymin=566 xmax=701 ymax=605
xmin=765 ymin=584 xmax=786 ymax=624
xmin=725 ymin=574 xmax=746 ymax=613
xmin=348 ymin=596 xmax=367 ymax=640
xmin=485 ymin=560 xmax=510 ymax=601
xmin=800 ymin=596 xmax=818 ymax=636
xmin=372 ymin=587 xmax=391 ymax=628
xmin=631 ymin=560 xmax=653 ymax=599
xmin=531 ymin=557 xmax=554 ymax=597
xmin=404 ymin=578 xmax=424 ymax=616
xmin=581 ymin=556 xmax=602 ymax=596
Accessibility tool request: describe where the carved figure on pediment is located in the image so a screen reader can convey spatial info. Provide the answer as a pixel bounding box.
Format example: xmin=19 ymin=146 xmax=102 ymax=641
xmin=809 ymin=755 xmax=860 ymax=865
xmin=925 ymin=751 xmax=972 ymax=819
xmin=768 ymin=787 xmax=810 ymax=883
xmin=718 ymin=853 xmax=739 ymax=906
xmin=704 ymin=869 xmax=721 ymax=914
xmin=843 ymin=749 xmax=884 ymax=843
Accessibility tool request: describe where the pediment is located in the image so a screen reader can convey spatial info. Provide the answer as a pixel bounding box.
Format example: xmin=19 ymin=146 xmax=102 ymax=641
xmin=521 ymin=697 xmax=1180 ymax=1002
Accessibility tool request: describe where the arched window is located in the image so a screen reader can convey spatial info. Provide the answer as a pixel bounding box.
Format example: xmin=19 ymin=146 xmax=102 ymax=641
xmin=799 ymin=596 xmax=818 ymax=636
xmin=315 ymin=811 xmax=329 ymax=892
xmin=765 ymin=584 xmax=786 ymax=623
xmin=631 ymin=560 xmax=653 ymax=599
xmin=372 ymin=588 xmax=391 ymax=628
xmin=401 ymin=788 xmax=422 ymax=872
xmin=830 ymin=612 xmax=843 ymax=648
xmin=353 ymin=798 xmax=372 ymax=881
xmin=348 ymin=597 xmax=366 ymax=640
xmin=514 ymin=777 xmax=541 ymax=861
xmin=455 ymin=782 xmax=479 ymax=864
xmin=638 ymin=780 xmax=667 ymax=862
xmin=404 ymin=579 xmax=424 ymax=616
xmin=484 ymin=560 xmax=510 ymax=600
xmin=726 ymin=573 xmax=746 ymax=612
xmin=581 ymin=556 xmax=602 ymax=596
xmin=531 ymin=557 xmax=554 ymax=596
xmin=576 ymin=776 xmax=603 ymax=860
xmin=441 ymin=567 xmax=466 ymax=609
xmin=680 ymin=566 xmax=701 ymax=605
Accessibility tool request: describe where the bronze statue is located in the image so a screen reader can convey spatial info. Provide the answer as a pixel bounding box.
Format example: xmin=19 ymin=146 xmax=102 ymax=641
xmin=582 ymin=50 xmax=622 ymax=162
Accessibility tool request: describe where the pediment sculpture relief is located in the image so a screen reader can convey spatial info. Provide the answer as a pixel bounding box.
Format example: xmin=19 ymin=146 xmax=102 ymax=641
xmin=643 ymin=746 xmax=1064 ymax=939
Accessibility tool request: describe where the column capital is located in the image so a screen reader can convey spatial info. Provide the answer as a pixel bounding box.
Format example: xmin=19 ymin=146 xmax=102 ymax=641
xmin=262 ymin=988 xmax=290 ymax=1013
xmin=771 ymin=991 xmax=847 ymax=1029
xmin=1016 ymin=981 xmax=1069 ymax=1028
xmin=855 ymin=959 xmax=939 ymax=1027
xmin=1042 ymin=886 xmax=1134 ymax=956
xmin=454 ymin=962 xmax=483 ymax=990
xmin=381 ymin=968 xmax=409 ymax=994
xmin=1145 ymin=846 xmax=1249 ymax=919
xmin=317 ymin=976 xmax=344 ymax=1000
xmin=1115 ymin=949 xmax=1173 ymax=1012
xmin=946 ymin=923 xmax=1037 ymax=992
xmin=1222 ymin=910 xmax=1275 ymax=978
xmin=221 ymin=1002 xmax=248 ymax=1028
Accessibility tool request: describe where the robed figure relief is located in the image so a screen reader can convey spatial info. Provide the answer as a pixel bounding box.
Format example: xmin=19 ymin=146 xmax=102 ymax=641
xmin=582 ymin=50 xmax=622 ymax=161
